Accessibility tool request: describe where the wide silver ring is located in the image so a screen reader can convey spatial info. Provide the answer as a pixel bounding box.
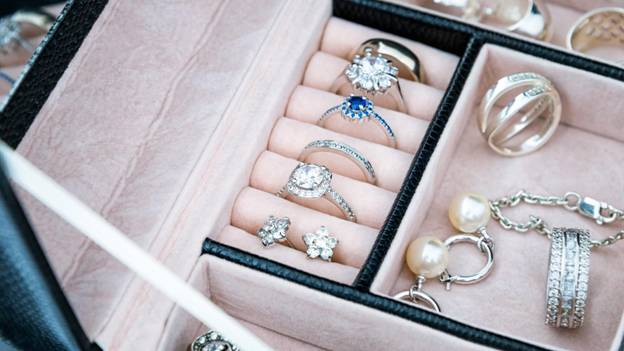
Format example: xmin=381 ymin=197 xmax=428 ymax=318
xmin=331 ymin=39 xmax=421 ymax=114
xmin=478 ymin=72 xmax=561 ymax=157
xmin=317 ymin=95 xmax=396 ymax=149
xmin=567 ymin=7 xmax=624 ymax=64
xmin=505 ymin=0 xmax=552 ymax=41
xmin=298 ymin=139 xmax=376 ymax=185
xmin=438 ymin=233 xmax=494 ymax=290
xmin=191 ymin=330 xmax=239 ymax=351
xmin=545 ymin=228 xmax=591 ymax=329
xmin=277 ymin=162 xmax=356 ymax=222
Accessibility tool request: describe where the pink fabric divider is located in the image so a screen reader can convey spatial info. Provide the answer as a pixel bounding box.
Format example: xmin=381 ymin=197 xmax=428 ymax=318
xmin=302 ymin=51 xmax=445 ymax=119
xmin=371 ymin=44 xmax=624 ymax=351
xmin=391 ymin=0 xmax=624 ymax=64
xmin=320 ymin=17 xmax=459 ymax=90
xmin=249 ymin=150 xmax=396 ymax=229
xmin=202 ymin=255 xmax=493 ymax=351
xmin=287 ymin=85 xmax=432 ymax=154
xmin=269 ymin=112 xmax=416 ymax=192
xmin=231 ymin=187 xmax=378 ymax=268
xmin=157 ymin=258 xmax=327 ymax=351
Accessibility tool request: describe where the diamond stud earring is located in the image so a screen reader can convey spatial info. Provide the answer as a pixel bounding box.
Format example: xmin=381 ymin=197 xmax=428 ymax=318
xmin=303 ymin=226 xmax=339 ymax=262
xmin=256 ymin=215 xmax=293 ymax=248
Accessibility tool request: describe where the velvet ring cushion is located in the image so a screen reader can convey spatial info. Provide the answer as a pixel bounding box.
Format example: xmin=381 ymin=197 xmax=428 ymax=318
xmin=298 ymin=139 xmax=377 ymax=185
xmin=329 ymin=38 xmax=422 ymax=114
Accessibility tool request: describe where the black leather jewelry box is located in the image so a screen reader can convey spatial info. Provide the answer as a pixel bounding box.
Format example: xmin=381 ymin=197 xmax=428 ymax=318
xmin=1 ymin=1 xmax=623 ymax=350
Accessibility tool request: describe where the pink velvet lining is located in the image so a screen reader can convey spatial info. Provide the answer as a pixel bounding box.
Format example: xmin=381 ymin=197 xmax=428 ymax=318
xmin=372 ymin=44 xmax=624 ymax=351
xmin=157 ymin=256 xmax=495 ymax=351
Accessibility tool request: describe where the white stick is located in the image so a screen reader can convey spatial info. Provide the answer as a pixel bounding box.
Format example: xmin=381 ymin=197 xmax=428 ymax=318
xmin=0 ymin=142 xmax=272 ymax=351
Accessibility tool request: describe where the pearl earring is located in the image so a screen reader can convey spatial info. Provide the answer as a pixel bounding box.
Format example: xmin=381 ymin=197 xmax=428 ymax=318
xmin=394 ymin=192 xmax=495 ymax=312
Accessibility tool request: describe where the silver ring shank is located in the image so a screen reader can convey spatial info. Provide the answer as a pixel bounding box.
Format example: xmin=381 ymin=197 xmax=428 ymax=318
xmin=330 ymin=75 xmax=408 ymax=114
xmin=299 ymin=140 xmax=376 ymax=185
xmin=317 ymin=104 xmax=397 ymax=149
xmin=567 ymin=7 xmax=624 ymax=56
xmin=506 ymin=0 xmax=552 ymax=41
xmin=545 ymin=228 xmax=591 ymax=328
xmin=276 ymin=185 xmax=356 ymax=222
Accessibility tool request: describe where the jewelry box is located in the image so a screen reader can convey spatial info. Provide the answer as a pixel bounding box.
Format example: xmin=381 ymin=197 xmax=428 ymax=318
xmin=1 ymin=0 xmax=624 ymax=350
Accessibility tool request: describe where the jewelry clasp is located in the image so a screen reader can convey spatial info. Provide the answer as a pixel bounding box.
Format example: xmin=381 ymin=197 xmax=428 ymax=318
xmin=439 ymin=233 xmax=494 ymax=290
xmin=577 ymin=196 xmax=616 ymax=225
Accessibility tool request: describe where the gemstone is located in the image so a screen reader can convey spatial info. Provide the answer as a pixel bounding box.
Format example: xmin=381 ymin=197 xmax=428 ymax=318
xmin=303 ymin=226 xmax=338 ymax=262
xmin=346 ymin=49 xmax=398 ymax=93
xmin=256 ymin=216 xmax=290 ymax=247
xmin=292 ymin=164 xmax=326 ymax=190
xmin=347 ymin=95 xmax=369 ymax=111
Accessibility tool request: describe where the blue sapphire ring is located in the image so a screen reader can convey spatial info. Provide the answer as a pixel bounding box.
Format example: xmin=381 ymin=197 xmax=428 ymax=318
xmin=317 ymin=95 xmax=396 ymax=149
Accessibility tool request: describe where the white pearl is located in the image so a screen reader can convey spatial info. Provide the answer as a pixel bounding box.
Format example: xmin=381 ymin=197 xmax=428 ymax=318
xmin=448 ymin=192 xmax=490 ymax=233
xmin=405 ymin=236 xmax=449 ymax=278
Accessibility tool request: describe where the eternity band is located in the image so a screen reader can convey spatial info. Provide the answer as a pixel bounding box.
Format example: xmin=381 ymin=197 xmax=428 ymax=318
xmin=318 ymin=95 xmax=396 ymax=149
xmin=478 ymin=72 xmax=561 ymax=157
xmin=545 ymin=228 xmax=590 ymax=329
xmin=298 ymin=139 xmax=376 ymax=185
xmin=277 ymin=162 xmax=356 ymax=222
xmin=567 ymin=7 xmax=624 ymax=63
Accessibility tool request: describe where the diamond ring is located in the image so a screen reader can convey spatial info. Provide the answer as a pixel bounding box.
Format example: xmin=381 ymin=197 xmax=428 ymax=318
xmin=330 ymin=39 xmax=422 ymax=114
xmin=191 ymin=330 xmax=239 ymax=351
xmin=256 ymin=215 xmax=293 ymax=248
xmin=545 ymin=228 xmax=590 ymax=328
xmin=303 ymin=226 xmax=339 ymax=262
xmin=276 ymin=162 xmax=356 ymax=222
xmin=317 ymin=95 xmax=396 ymax=149
xmin=298 ymin=139 xmax=376 ymax=185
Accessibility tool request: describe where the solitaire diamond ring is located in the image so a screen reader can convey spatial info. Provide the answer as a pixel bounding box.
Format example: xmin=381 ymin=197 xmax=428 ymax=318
xmin=191 ymin=330 xmax=239 ymax=351
xmin=277 ymin=162 xmax=356 ymax=222
xmin=298 ymin=139 xmax=376 ymax=185
xmin=317 ymin=95 xmax=396 ymax=149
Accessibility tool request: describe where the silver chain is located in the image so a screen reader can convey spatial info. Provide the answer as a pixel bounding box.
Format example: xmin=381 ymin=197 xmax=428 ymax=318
xmin=489 ymin=190 xmax=624 ymax=249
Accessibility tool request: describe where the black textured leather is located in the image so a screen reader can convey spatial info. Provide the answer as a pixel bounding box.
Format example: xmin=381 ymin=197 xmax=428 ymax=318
xmin=0 ymin=0 xmax=109 ymax=148
xmin=203 ymin=239 xmax=548 ymax=351
xmin=2 ymin=0 xmax=624 ymax=350
xmin=0 ymin=163 xmax=92 ymax=351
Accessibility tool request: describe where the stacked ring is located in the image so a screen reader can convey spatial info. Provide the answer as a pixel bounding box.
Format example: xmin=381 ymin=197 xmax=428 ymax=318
xmin=478 ymin=72 xmax=561 ymax=157
xmin=298 ymin=139 xmax=376 ymax=185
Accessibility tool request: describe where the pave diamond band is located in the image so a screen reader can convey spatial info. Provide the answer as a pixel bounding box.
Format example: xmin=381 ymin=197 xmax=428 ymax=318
xmin=318 ymin=95 xmax=396 ymax=149
xmin=298 ymin=139 xmax=376 ymax=185
xmin=545 ymin=228 xmax=591 ymax=328
xmin=277 ymin=162 xmax=356 ymax=222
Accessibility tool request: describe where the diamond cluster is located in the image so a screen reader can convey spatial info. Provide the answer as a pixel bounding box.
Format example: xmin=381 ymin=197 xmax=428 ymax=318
xmin=191 ymin=330 xmax=239 ymax=351
xmin=303 ymin=226 xmax=339 ymax=261
xmin=286 ymin=163 xmax=332 ymax=198
xmin=345 ymin=47 xmax=398 ymax=94
xmin=545 ymin=228 xmax=590 ymax=328
xmin=256 ymin=215 xmax=290 ymax=247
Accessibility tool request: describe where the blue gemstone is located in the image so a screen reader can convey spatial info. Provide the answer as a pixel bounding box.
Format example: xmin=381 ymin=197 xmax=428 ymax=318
xmin=347 ymin=96 xmax=368 ymax=111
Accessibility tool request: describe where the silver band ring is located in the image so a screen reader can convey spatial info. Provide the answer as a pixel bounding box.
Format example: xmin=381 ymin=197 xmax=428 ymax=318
xmin=478 ymin=72 xmax=561 ymax=157
xmin=505 ymin=0 xmax=552 ymax=41
xmin=567 ymin=7 xmax=624 ymax=64
xmin=277 ymin=162 xmax=356 ymax=222
xmin=318 ymin=95 xmax=396 ymax=149
xmin=545 ymin=228 xmax=591 ymax=328
xmin=298 ymin=139 xmax=376 ymax=185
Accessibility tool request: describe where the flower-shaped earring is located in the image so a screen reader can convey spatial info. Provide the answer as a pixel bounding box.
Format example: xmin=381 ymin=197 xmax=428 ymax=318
xmin=256 ymin=215 xmax=293 ymax=248
xmin=303 ymin=226 xmax=339 ymax=262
